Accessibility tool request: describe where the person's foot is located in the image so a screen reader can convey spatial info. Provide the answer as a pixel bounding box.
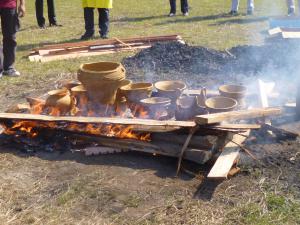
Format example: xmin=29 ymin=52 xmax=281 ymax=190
xmin=80 ymin=32 xmax=94 ymax=40
xmin=288 ymin=8 xmax=296 ymax=16
xmin=2 ymin=69 xmax=21 ymax=77
xmin=50 ymin=22 xmax=63 ymax=27
xmin=101 ymin=34 xmax=108 ymax=39
xmin=229 ymin=10 xmax=238 ymax=16
xmin=183 ymin=12 xmax=189 ymax=16
xmin=39 ymin=24 xmax=46 ymax=29
xmin=0 ymin=71 xmax=2 ymax=79
xmin=247 ymin=10 xmax=254 ymax=15
xmin=169 ymin=13 xmax=176 ymax=17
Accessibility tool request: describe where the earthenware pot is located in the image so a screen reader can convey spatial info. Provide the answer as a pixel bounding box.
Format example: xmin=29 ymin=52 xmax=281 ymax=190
xmin=60 ymin=79 xmax=82 ymax=90
xmin=120 ymin=82 xmax=153 ymax=104
xmin=175 ymin=95 xmax=197 ymax=120
xmin=140 ymin=97 xmax=173 ymax=119
xmin=205 ymin=96 xmax=237 ymax=113
xmin=77 ymin=61 xmax=127 ymax=105
xmin=219 ymin=84 xmax=247 ymax=104
xmin=45 ymin=88 xmax=72 ymax=113
xmin=154 ymin=80 xmax=187 ymax=101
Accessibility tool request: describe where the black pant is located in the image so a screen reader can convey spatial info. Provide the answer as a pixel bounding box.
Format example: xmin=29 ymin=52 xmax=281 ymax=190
xmin=35 ymin=0 xmax=57 ymax=26
xmin=169 ymin=0 xmax=189 ymax=14
xmin=84 ymin=7 xmax=109 ymax=36
xmin=0 ymin=8 xmax=19 ymax=71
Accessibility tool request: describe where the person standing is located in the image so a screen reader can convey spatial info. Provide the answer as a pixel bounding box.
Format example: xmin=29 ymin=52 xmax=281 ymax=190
xmin=169 ymin=0 xmax=189 ymax=17
xmin=0 ymin=0 xmax=25 ymax=78
xmin=229 ymin=0 xmax=254 ymax=15
xmin=287 ymin=0 xmax=300 ymax=15
xmin=81 ymin=0 xmax=112 ymax=40
xmin=35 ymin=0 xmax=59 ymax=28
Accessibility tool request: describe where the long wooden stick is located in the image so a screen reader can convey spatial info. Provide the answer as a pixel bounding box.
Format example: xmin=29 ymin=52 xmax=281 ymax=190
xmin=176 ymin=126 xmax=198 ymax=176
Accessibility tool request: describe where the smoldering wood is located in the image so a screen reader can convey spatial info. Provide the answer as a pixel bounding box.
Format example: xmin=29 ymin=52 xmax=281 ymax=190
xmin=71 ymin=133 xmax=214 ymax=164
xmin=0 ymin=113 xmax=196 ymax=133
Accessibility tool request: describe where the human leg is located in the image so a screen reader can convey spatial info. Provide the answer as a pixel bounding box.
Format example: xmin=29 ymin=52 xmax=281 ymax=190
xmin=98 ymin=8 xmax=109 ymax=38
xmin=169 ymin=0 xmax=176 ymax=15
xmin=81 ymin=7 xmax=94 ymax=40
xmin=35 ymin=0 xmax=46 ymax=27
xmin=0 ymin=8 xmax=20 ymax=76
xmin=247 ymin=0 xmax=254 ymax=14
xmin=231 ymin=0 xmax=239 ymax=12
xmin=181 ymin=0 xmax=189 ymax=14
xmin=47 ymin=0 xmax=57 ymax=25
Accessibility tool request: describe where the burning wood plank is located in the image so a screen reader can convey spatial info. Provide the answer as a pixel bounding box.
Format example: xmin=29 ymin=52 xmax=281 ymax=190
xmin=195 ymin=108 xmax=282 ymax=125
xmin=0 ymin=113 xmax=196 ymax=133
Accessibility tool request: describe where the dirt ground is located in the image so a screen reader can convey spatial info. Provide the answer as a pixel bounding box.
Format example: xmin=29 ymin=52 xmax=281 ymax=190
xmin=0 ymin=43 xmax=300 ymax=224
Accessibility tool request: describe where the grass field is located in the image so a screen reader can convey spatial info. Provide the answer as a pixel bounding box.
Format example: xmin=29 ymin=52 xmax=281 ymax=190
xmin=0 ymin=0 xmax=300 ymax=224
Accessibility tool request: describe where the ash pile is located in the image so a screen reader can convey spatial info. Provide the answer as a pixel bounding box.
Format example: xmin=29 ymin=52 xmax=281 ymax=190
xmin=123 ymin=41 xmax=300 ymax=88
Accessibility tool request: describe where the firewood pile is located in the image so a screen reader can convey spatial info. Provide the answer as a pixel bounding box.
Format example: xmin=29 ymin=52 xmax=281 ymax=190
xmin=28 ymin=35 xmax=183 ymax=62
xmin=0 ymin=61 xmax=287 ymax=179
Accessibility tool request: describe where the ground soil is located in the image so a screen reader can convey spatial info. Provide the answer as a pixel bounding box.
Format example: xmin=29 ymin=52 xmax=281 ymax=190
xmin=0 ymin=43 xmax=300 ymax=224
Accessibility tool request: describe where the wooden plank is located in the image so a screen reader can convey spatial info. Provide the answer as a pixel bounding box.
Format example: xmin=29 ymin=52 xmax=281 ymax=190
xmin=37 ymin=45 xmax=151 ymax=62
xmin=195 ymin=107 xmax=282 ymax=125
xmin=207 ymin=130 xmax=250 ymax=179
xmin=33 ymin=35 xmax=182 ymax=51
xmin=0 ymin=113 xmax=196 ymax=131
xmin=209 ymin=124 xmax=261 ymax=130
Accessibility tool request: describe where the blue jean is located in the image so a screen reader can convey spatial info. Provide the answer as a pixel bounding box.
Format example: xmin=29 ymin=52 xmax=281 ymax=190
xmin=169 ymin=0 xmax=189 ymax=14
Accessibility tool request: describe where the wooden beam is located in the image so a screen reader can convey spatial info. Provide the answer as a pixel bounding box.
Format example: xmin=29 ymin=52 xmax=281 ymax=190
xmin=195 ymin=108 xmax=282 ymax=125
xmin=209 ymin=124 xmax=261 ymax=130
xmin=0 ymin=113 xmax=196 ymax=132
xmin=207 ymin=130 xmax=250 ymax=179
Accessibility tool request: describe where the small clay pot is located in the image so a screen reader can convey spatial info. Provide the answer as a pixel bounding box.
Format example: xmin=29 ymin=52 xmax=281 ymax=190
xmin=120 ymin=82 xmax=153 ymax=104
xmin=205 ymin=96 xmax=237 ymax=113
xmin=219 ymin=84 xmax=247 ymax=103
xmin=26 ymin=97 xmax=45 ymax=108
xmin=45 ymin=88 xmax=72 ymax=113
xmin=140 ymin=97 xmax=172 ymax=119
xmin=155 ymin=80 xmax=187 ymax=101
xmin=175 ymin=95 xmax=197 ymax=120
xmin=59 ymin=79 xmax=82 ymax=90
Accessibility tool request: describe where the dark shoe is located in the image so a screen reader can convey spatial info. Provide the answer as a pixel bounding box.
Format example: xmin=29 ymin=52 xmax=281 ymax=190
xmin=50 ymin=22 xmax=63 ymax=27
xmin=229 ymin=10 xmax=238 ymax=16
xmin=247 ymin=10 xmax=254 ymax=15
xmin=80 ymin=32 xmax=94 ymax=40
xmin=3 ymin=69 xmax=21 ymax=77
xmin=39 ymin=24 xmax=46 ymax=29
xmin=288 ymin=8 xmax=296 ymax=16
xmin=100 ymin=34 xmax=108 ymax=39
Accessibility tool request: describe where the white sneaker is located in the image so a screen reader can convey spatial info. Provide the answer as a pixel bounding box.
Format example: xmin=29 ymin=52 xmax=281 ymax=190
xmin=169 ymin=13 xmax=175 ymax=17
xmin=183 ymin=12 xmax=189 ymax=16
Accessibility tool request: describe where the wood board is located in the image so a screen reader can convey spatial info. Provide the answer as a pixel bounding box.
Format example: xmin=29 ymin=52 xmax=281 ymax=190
xmin=207 ymin=130 xmax=250 ymax=179
xmin=0 ymin=113 xmax=196 ymax=132
xmin=196 ymin=108 xmax=282 ymax=125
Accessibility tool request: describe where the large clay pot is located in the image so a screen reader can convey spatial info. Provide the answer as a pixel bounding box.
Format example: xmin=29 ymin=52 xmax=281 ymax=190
xmin=120 ymin=82 xmax=153 ymax=104
xmin=205 ymin=96 xmax=237 ymax=114
xmin=77 ymin=62 xmax=127 ymax=105
xmin=45 ymin=89 xmax=72 ymax=113
xmin=155 ymin=80 xmax=187 ymax=101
